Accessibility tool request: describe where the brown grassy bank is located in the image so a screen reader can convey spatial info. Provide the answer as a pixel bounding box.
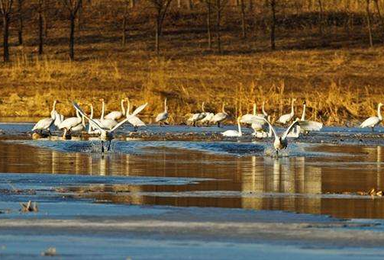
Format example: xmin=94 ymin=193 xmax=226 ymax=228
xmin=1 ymin=2 xmax=384 ymax=125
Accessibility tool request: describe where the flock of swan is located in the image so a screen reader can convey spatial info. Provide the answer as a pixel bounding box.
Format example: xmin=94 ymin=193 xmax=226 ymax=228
xmin=31 ymin=98 xmax=384 ymax=156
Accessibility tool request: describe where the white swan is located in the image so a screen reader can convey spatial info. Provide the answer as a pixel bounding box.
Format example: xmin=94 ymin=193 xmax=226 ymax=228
xmin=88 ymin=104 xmax=102 ymax=134
xmin=126 ymin=99 xmax=146 ymax=131
xmin=262 ymin=101 xmax=268 ymax=117
xmin=259 ymin=117 xmax=299 ymax=157
xmin=240 ymin=103 xmax=265 ymax=124
xmin=252 ymin=116 xmax=272 ymax=138
xmin=59 ymin=109 xmax=82 ymax=138
xmin=73 ymin=101 xmax=147 ymax=153
xmin=190 ymin=102 xmax=206 ymax=126
xmin=100 ymin=99 xmax=118 ymax=130
xmin=298 ymin=102 xmax=323 ymax=133
xmin=200 ymin=112 xmax=214 ymax=125
xmin=222 ymin=117 xmax=242 ymax=137
xmin=32 ymin=100 xmax=58 ymax=134
xmin=155 ymin=98 xmax=169 ymax=126
xmin=211 ymin=103 xmax=228 ymax=127
xmin=71 ymin=114 xmax=86 ymax=133
xmin=51 ymin=100 xmax=64 ymax=128
xmin=360 ymin=103 xmax=383 ymax=132
xmin=277 ymin=99 xmax=296 ymax=124
xmin=104 ymin=99 xmax=126 ymax=121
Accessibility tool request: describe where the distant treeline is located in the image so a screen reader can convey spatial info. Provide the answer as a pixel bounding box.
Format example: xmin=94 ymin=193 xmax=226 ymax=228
xmin=1 ymin=0 xmax=384 ymax=61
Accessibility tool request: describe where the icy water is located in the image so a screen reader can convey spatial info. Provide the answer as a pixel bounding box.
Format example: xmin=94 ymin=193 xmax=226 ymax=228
xmin=3 ymin=123 xmax=384 ymax=258
xmin=1 ymin=123 xmax=384 ymax=219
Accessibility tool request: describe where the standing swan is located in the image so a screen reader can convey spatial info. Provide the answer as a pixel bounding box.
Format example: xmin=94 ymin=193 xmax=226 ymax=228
xmin=126 ymin=99 xmax=146 ymax=131
xmin=104 ymin=99 xmax=126 ymax=121
xmin=277 ymin=99 xmax=296 ymax=124
xmin=212 ymin=103 xmax=228 ymax=127
xmin=32 ymin=100 xmax=59 ymax=135
xmin=360 ymin=103 xmax=383 ymax=132
xmin=155 ymin=98 xmax=169 ymax=126
xmin=190 ymin=102 xmax=206 ymax=127
xmin=222 ymin=117 xmax=242 ymax=137
xmin=298 ymin=101 xmax=323 ymax=133
xmin=259 ymin=117 xmax=299 ymax=157
xmin=100 ymin=99 xmax=119 ymax=130
xmin=73 ymin=101 xmax=147 ymax=153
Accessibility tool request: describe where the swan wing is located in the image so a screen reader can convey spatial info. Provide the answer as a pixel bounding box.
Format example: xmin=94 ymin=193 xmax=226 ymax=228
xmin=128 ymin=116 xmax=146 ymax=127
xmin=360 ymin=116 xmax=380 ymax=128
xmin=111 ymin=103 xmax=147 ymax=132
xmin=282 ymin=120 xmax=300 ymax=139
xmin=131 ymin=103 xmax=148 ymax=117
xmin=256 ymin=116 xmax=278 ymax=139
xmin=298 ymin=120 xmax=323 ymax=131
xmin=72 ymin=102 xmax=104 ymax=132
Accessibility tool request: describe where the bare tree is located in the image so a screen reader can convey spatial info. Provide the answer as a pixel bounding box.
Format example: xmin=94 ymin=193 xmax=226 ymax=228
xmin=202 ymin=0 xmax=213 ymax=49
xmin=212 ymin=0 xmax=228 ymax=53
xmin=366 ymin=0 xmax=373 ymax=47
xmin=122 ymin=0 xmax=130 ymax=46
xmin=374 ymin=0 xmax=384 ymax=38
xmin=60 ymin=0 xmax=83 ymax=60
xmin=0 ymin=0 xmax=13 ymax=62
xmin=147 ymin=0 xmax=173 ymax=55
xmin=16 ymin=0 xmax=23 ymax=45
xmin=269 ymin=0 xmax=276 ymax=50
xmin=317 ymin=0 xmax=324 ymax=37
xmin=240 ymin=0 xmax=246 ymax=38
xmin=37 ymin=0 xmax=45 ymax=55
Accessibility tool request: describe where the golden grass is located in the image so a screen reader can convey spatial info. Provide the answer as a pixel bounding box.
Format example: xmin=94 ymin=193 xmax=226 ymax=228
xmin=1 ymin=46 xmax=384 ymax=125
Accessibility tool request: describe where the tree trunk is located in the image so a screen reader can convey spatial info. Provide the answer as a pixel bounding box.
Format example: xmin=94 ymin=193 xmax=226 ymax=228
xmin=216 ymin=0 xmax=222 ymax=53
xmin=270 ymin=0 xmax=276 ymax=50
xmin=122 ymin=15 xmax=127 ymax=46
xmin=3 ymin=14 xmax=10 ymax=62
xmin=240 ymin=0 xmax=246 ymax=38
xmin=374 ymin=0 xmax=384 ymax=38
xmin=366 ymin=0 xmax=373 ymax=47
xmin=318 ymin=0 xmax=323 ymax=36
xmin=38 ymin=10 xmax=44 ymax=55
xmin=248 ymin=0 xmax=253 ymax=11
xmin=69 ymin=13 xmax=76 ymax=60
xmin=155 ymin=17 xmax=160 ymax=54
xmin=207 ymin=2 xmax=212 ymax=49
xmin=17 ymin=0 xmax=23 ymax=45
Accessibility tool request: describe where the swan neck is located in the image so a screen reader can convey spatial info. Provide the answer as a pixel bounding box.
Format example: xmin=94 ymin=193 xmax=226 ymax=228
xmin=253 ymin=103 xmax=256 ymax=115
xmin=301 ymin=104 xmax=306 ymax=121
xmin=90 ymin=105 xmax=94 ymax=119
xmin=238 ymin=119 xmax=242 ymax=136
xmin=126 ymin=100 xmax=131 ymax=116
xmin=101 ymin=100 xmax=105 ymax=119
xmin=378 ymin=104 xmax=382 ymax=120
xmin=121 ymin=99 xmax=126 ymax=115
xmin=291 ymin=100 xmax=295 ymax=115
xmin=164 ymin=99 xmax=167 ymax=113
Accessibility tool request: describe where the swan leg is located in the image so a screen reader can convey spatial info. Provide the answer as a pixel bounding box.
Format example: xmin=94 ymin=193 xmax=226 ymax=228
xmin=276 ymin=150 xmax=279 ymax=158
xmin=134 ymin=126 xmax=138 ymax=132
xmin=372 ymin=127 xmax=375 ymax=132
xmin=107 ymin=141 xmax=111 ymax=151
xmin=217 ymin=122 xmax=220 ymax=128
xmin=101 ymin=141 xmax=105 ymax=154
xmin=62 ymin=129 xmax=67 ymax=139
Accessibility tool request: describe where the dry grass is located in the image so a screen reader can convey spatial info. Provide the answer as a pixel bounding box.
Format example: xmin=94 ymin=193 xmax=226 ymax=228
xmin=1 ymin=47 xmax=384 ymax=125
xmin=1 ymin=4 xmax=384 ymax=125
